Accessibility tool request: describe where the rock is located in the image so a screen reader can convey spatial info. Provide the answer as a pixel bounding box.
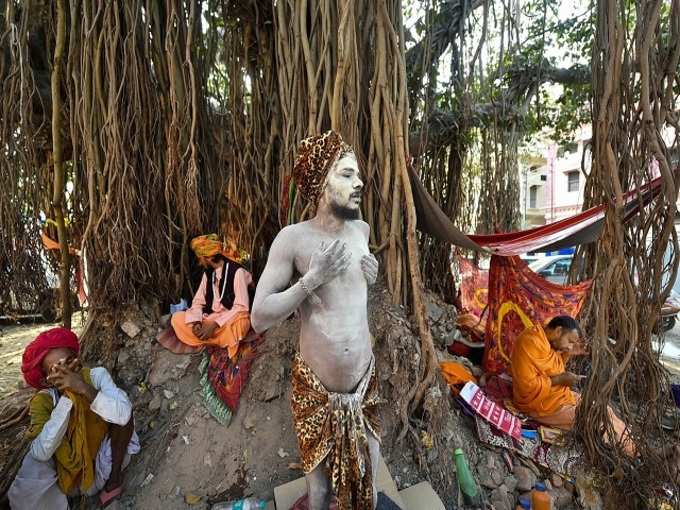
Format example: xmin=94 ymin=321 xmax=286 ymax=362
xmin=490 ymin=485 xmax=513 ymax=510
xmin=117 ymin=350 xmax=130 ymax=365
xmin=478 ymin=452 xmax=505 ymax=489
xmin=163 ymin=389 xmax=174 ymax=399
xmin=243 ymin=411 xmax=256 ymax=430
xmin=444 ymin=328 xmax=463 ymax=344
xmin=250 ymin=354 xmax=285 ymax=402
xmin=551 ymin=473 xmax=564 ymax=488
xmin=479 ymin=469 xmax=504 ymax=490
xmin=514 ymin=465 xmax=537 ymax=492
xmin=148 ymin=350 xmax=187 ymax=387
xmin=120 ymin=320 xmax=141 ymax=338
xmin=184 ymin=405 xmax=202 ymax=427
xmin=148 ymin=393 xmax=162 ymax=412
xmin=552 ymin=487 xmax=574 ymax=509
xmin=425 ymin=301 xmax=444 ymax=323
xmin=503 ymin=474 xmax=518 ymax=493
xmin=277 ymin=448 xmax=289 ymax=458
xmin=184 ymin=493 xmax=201 ymax=505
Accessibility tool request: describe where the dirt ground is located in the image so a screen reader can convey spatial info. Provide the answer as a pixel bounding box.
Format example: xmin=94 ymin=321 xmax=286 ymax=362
xmin=2 ymin=294 xmax=679 ymax=509
xmin=0 ymin=313 xmax=84 ymax=399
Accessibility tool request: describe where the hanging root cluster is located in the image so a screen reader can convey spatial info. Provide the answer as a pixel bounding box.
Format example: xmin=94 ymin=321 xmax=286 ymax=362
xmin=575 ymin=0 xmax=680 ymax=505
xmin=0 ymin=1 xmax=225 ymax=344
xmin=1 ymin=0 xmax=440 ymax=426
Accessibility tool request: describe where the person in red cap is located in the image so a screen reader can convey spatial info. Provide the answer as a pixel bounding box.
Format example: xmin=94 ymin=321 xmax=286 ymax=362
xmin=8 ymin=327 xmax=140 ymax=509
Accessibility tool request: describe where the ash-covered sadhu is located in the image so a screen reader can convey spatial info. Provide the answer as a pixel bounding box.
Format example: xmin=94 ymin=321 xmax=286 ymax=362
xmin=251 ymin=130 xmax=390 ymax=509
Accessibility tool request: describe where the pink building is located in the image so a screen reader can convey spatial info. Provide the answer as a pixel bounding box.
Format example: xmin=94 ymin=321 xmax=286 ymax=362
xmin=522 ymin=127 xmax=592 ymax=227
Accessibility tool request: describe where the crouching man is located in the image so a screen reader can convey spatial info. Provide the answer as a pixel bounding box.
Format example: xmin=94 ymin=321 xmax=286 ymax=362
xmin=9 ymin=327 xmax=140 ymax=509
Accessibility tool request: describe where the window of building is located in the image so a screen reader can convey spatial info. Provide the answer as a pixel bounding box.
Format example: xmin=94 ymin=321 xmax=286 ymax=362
xmin=567 ymin=171 xmax=579 ymax=192
xmin=529 ymin=185 xmax=538 ymax=208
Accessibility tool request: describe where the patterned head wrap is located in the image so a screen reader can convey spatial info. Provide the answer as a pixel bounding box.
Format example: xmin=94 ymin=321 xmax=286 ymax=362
xmin=22 ymin=327 xmax=80 ymax=389
xmin=292 ymin=130 xmax=353 ymax=206
xmin=190 ymin=234 xmax=249 ymax=265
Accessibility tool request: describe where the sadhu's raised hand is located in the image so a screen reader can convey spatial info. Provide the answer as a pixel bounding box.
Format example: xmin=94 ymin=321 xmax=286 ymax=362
xmin=306 ymin=240 xmax=352 ymax=287
xmin=360 ymin=253 xmax=379 ymax=285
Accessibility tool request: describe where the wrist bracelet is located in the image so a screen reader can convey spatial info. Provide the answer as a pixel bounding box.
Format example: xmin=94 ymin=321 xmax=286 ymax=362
xmin=299 ymin=277 xmax=313 ymax=297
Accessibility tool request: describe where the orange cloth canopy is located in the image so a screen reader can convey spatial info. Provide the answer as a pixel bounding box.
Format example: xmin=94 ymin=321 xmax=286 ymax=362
xmin=510 ymin=324 xmax=575 ymax=417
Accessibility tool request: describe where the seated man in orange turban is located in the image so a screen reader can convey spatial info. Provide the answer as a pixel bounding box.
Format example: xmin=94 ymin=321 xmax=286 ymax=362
xmin=9 ymin=328 xmax=140 ymax=509
xmin=171 ymin=234 xmax=252 ymax=358
xmin=510 ymin=315 xmax=635 ymax=455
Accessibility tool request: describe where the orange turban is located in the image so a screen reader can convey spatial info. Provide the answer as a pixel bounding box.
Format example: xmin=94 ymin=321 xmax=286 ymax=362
xmin=190 ymin=234 xmax=249 ymax=264
xmin=292 ymin=130 xmax=353 ymax=206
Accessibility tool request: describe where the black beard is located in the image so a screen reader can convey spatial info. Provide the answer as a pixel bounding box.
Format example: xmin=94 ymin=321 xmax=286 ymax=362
xmin=330 ymin=201 xmax=360 ymax=220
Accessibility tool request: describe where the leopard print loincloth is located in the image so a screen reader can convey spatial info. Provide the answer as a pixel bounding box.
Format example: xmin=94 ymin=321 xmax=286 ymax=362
xmin=290 ymin=353 xmax=381 ymax=510
xmin=293 ymin=130 xmax=353 ymax=207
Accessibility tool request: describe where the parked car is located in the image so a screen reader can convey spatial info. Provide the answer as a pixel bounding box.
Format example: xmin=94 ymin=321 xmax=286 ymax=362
xmin=519 ymin=254 xmax=540 ymax=266
xmin=529 ymin=255 xmax=574 ymax=285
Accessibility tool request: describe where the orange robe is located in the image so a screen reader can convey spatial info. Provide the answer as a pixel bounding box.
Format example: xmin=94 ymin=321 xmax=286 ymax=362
xmin=510 ymin=325 xmax=635 ymax=455
xmin=510 ymin=324 xmax=576 ymax=417
xmin=171 ymin=265 xmax=251 ymax=358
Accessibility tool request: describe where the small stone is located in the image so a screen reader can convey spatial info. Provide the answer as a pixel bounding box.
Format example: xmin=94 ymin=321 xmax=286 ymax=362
xmin=479 ymin=470 xmax=504 ymax=490
xmin=490 ymin=485 xmax=513 ymax=510
xmin=552 ymin=487 xmax=575 ymax=509
xmin=184 ymin=493 xmax=201 ymax=505
xmin=117 ymin=350 xmax=130 ymax=365
xmin=277 ymin=448 xmax=289 ymax=458
xmin=182 ymin=435 xmax=189 ymax=445
xmin=552 ymin=473 xmax=564 ymax=488
xmin=169 ymin=401 xmax=178 ymax=410
xmin=514 ymin=465 xmax=537 ymax=492
xmin=244 ymin=413 xmax=256 ymax=430
xmin=148 ymin=393 xmax=162 ymax=412
xmin=503 ymin=474 xmax=518 ymax=493
xmin=120 ymin=320 xmax=141 ymax=338
xmin=203 ymin=453 xmax=212 ymax=467
xmin=163 ymin=389 xmax=174 ymax=399
xmin=426 ymin=301 xmax=444 ymax=322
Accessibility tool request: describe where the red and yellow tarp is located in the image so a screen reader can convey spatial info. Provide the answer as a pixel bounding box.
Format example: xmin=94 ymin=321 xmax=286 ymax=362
xmin=483 ymin=255 xmax=591 ymax=373
xmin=457 ymin=255 xmax=591 ymax=374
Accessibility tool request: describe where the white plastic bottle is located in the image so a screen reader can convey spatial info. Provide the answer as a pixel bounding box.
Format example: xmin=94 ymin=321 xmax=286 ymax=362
xmin=211 ymin=498 xmax=267 ymax=510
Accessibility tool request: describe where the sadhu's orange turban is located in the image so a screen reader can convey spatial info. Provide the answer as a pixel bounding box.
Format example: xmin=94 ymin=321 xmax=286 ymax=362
xmin=190 ymin=234 xmax=249 ymax=264
xmin=292 ymin=130 xmax=353 ymax=206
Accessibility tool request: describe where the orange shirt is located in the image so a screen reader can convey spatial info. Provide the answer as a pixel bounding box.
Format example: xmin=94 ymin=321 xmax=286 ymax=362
xmin=510 ymin=324 xmax=576 ymax=417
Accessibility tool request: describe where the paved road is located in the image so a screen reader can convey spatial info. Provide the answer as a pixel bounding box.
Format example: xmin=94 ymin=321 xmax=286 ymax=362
xmin=658 ymin=322 xmax=680 ymax=382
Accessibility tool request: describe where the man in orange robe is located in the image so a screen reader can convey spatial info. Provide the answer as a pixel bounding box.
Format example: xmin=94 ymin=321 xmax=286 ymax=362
xmin=510 ymin=315 xmax=634 ymax=455
xmin=171 ymin=234 xmax=252 ymax=358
